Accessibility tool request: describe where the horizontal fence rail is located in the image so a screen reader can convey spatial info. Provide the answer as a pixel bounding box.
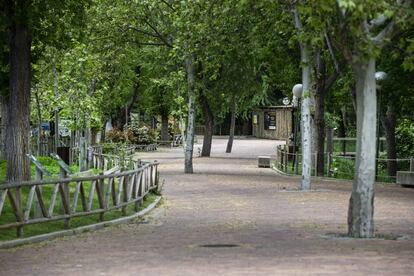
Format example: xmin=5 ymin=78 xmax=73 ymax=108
xmin=275 ymin=145 xmax=413 ymax=183
xmin=0 ymin=155 xmax=160 ymax=238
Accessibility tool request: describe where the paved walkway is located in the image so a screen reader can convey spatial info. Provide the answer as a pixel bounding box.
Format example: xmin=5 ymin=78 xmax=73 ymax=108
xmin=1 ymin=138 xmax=414 ymax=275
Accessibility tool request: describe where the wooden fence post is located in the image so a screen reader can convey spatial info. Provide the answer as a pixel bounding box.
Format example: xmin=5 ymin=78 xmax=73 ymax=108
xmin=34 ymin=167 xmax=43 ymax=218
xmin=154 ymin=162 xmax=160 ymax=193
xmin=327 ymin=153 xmax=332 ymax=177
xmin=60 ymin=167 xmax=71 ymax=228
xmin=122 ymin=174 xmax=128 ymax=216
xmin=410 ymin=157 xmax=414 ymax=172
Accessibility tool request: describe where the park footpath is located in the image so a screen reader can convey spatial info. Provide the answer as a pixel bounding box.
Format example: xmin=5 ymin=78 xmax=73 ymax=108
xmin=1 ymin=138 xmax=414 ymax=275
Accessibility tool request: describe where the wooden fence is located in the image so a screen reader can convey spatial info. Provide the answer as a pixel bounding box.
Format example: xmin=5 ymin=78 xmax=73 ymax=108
xmin=70 ymin=143 xmax=158 ymax=166
xmin=0 ymin=155 xmax=160 ymax=238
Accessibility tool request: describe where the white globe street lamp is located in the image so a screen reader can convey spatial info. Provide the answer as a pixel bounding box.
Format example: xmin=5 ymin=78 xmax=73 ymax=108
xmin=292 ymin=84 xmax=303 ymax=98
xmin=375 ymin=71 xmax=388 ymax=81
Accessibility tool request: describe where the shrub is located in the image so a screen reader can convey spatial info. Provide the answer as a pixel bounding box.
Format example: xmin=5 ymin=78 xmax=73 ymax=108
xmin=396 ymin=119 xmax=414 ymax=158
xmin=128 ymin=124 xmax=158 ymax=144
xmin=106 ymin=128 xmax=134 ymax=143
xmin=331 ymin=157 xmax=355 ymax=180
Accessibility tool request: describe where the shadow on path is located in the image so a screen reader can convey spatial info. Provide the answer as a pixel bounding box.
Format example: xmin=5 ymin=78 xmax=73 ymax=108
xmin=1 ymin=138 xmax=414 ymax=275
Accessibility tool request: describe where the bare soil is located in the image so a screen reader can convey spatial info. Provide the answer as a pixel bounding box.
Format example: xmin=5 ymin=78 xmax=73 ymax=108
xmin=1 ymin=138 xmax=413 ymax=275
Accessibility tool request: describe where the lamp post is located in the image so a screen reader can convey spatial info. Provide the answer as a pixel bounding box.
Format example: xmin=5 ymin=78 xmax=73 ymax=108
xmin=375 ymin=71 xmax=387 ymax=179
xmin=282 ymin=97 xmax=290 ymax=139
xmin=292 ymin=84 xmax=303 ymax=174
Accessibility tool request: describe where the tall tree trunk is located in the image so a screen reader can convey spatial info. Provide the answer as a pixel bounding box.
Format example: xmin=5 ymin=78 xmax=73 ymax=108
xmin=4 ymin=1 xmax=32 ymax=182
xmin=4 ymin=0 xmax=32 ymax=237
xmin=160 ymin=111 xmax=169 ymax=141
xmin=348 ymin=57 xmax=377 ymax=238
xmin=314 ymin=51 xmax=338 ymax=177
xmin=314 ymin=88 xmax=326 ymax=176
xmin=184 ymin=55 xmax=196 ymax=174
xmin=314 ymin=52 xmax=327 ymax=177
xmin=226 ymin=96 xmax=236 ymax=153
xmin=300 ymin=46 xmax=312 ymax=190
xmin=339 ymin=110 xmax=347 ymax=155
xmin=200 ymin=93 xmax=213 ymax=157
xmin=34 ymin=89 xmax=42 ymax=156
xmin=0 ymin=99 xmax=6 ymax=160
xmin=52 ymin=65 xmax=59 ymax=153
xmin=381 ymin=103 xmax=397 ymax=177
xmin=326 ymin=128 xmax=334 ymax=176
xmin=349 ymin=83 xmax=357 ymax=113
xmin=292 ymin=5 xmax=312 ymax=190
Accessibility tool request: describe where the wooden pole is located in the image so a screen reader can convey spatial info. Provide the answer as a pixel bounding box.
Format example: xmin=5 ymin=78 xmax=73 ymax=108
xmin=33 ymin=168 xmax=43 ymax=218
xmin=327 ymin=153 xmax=332 ymax=177
xmin=79 ymin=137 xmax=87 ymax=171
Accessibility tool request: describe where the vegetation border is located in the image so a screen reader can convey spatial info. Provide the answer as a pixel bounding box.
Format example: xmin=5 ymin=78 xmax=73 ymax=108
xmin=0 ymin=196 xmax=162 ymax=249
xmin=271 ymin=164 xmax=401 ymax=187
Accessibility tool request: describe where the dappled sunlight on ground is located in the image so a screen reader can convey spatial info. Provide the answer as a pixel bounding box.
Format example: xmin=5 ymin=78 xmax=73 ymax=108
xmin=1 ymin=137 xmax=414 ymax=275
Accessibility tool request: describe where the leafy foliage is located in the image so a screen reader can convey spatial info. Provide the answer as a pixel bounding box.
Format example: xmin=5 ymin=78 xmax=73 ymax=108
xmin=396 ymin=119 xmax=414 ymax=158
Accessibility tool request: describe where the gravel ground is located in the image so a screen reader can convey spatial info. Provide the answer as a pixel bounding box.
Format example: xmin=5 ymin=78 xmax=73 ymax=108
xmin=1 ymin=137 xmax=413 ymax=275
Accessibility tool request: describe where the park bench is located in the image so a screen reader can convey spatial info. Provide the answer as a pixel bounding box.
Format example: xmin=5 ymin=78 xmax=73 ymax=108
xmin=396 ymin=171 xmax=414 ymax=187
xmin=258 ymin=156 xmax=271 ymax=168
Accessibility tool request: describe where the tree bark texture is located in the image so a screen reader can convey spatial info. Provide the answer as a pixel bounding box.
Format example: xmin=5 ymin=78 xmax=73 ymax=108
xmin=381 ymin=103 xmax=397 ymax=177
xmin=184 ymin=55 xmax=196 ymax=173
xmin=339 ymin=110 xmax=347 ymax=155
xmin=200 ymin=93 xmax=213 ymax=157
xmin=314 ymin=51 xmax=339 ymax=176
xmin=292 ymin=5 xmax=312 ymax=190
xmin=348 ymin=57 xmax=377 ymax=238
xmin=4 ymin=0 xmax=32 ymax=182
xmin=299 ymin=46 xmax=312 ymax=190
xmin=160 ymin=111 xmax=169 ymax=141
xmin=0 ymin=99 xmax=6 ymax=160
xmin=314 ymin=52 xmax=327 ymax=177
xmin=34 ymin=89 xmax=42 ymax=156
xmin=226 ymin=96 xmax=236 ymax=153
xmin=326 ymin=128 xmax=334 ymax=176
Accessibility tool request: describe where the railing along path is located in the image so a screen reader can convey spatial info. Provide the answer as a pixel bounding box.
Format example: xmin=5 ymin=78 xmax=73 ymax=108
xmin=0 ymin=154 xmax=159 ymax=238
xmin=275 ymin=145 xmax=413 ymax=182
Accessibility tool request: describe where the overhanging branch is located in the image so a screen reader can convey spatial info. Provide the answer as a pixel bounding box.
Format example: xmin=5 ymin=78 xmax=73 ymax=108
xmin=371 ymin=21 xmax=395 ymax=45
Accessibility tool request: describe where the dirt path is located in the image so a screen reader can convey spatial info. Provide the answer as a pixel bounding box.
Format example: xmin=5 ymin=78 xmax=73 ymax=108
xmin=1 ymin=138 xmax=414 ymax=275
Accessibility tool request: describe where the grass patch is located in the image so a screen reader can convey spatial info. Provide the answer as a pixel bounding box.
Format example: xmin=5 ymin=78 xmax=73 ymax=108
xmin=0 ymin=192 xmax=158 ymax=241
xmin=274 ymin=155 xmax=396 ymax=183
xmin=0 ymin=157 xmax=82 ymax=184
xmin=0 ymin=157 xmax=158 ymax=241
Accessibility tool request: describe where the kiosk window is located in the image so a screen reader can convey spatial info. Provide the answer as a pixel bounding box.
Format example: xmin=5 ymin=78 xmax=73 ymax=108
xmin=264 ymin=112 xmax=276 ymax=130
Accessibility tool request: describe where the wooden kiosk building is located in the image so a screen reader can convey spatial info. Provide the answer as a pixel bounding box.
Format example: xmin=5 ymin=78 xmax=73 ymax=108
xmin=252 ymin=106 xmax=294 ymax=140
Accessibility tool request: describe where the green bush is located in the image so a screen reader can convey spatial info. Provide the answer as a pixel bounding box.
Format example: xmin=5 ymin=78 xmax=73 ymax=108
xmin=0 ymin=157 xmax=80 ymax=184
xmin=396 ymin=119 xmax=414 ymax=158
xmin=128 ymin=124 xmax=159 ymax=144
xmin=331 ymin=157 xmax=355 ymax=180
